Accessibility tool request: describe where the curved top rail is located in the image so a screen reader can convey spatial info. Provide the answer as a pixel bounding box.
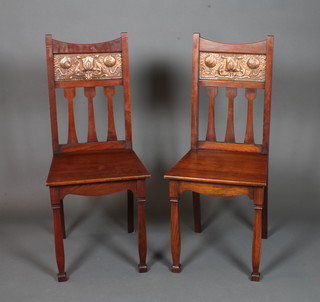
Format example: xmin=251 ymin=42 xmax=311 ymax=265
xmin=46 ymin=35 xmax=122 ymax=54
xmin=199 ymin=36 xmax=271 ymax=54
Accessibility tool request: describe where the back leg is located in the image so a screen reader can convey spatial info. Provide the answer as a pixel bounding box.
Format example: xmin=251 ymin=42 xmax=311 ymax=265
xmin=127 ymin=190 xmax=134 ymax=233
xmin=192 ymin=192 xmax=202 ymax=233
xmin=60 ymin=199 xmax=66 ymax=239
xmin=262 ymin=186 xmax=268 ymax=239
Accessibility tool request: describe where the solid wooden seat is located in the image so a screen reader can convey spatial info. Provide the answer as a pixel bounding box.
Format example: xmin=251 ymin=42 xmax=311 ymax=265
xmin=47 ymin=149 xmax=150 ymax=186
xmin=165 ymin=149 xmax=267 ymax=186
xmin=165 ymin=33 xmax=274 ymax=281
xmin=45 ymin=33 xmax=150 ymax=281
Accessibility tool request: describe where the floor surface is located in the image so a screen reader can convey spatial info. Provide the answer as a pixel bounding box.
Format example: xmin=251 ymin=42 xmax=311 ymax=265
xmin=1 ymin=192 xmax=319 ymax=302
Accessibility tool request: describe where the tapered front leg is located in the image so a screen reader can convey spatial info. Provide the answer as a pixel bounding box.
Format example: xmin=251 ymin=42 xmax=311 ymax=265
xmin=262 ymin=186 xmax=268 ymax=239
xmin=60 ymin=199 xmax=66 ymax=239
xmin=170 ymin=181 xmax=181 ymax=273
xmin=251 ymin=187 xmax=264 ymax=282
xmin=192 ymin=192 xmax=201 ymax=233
xmin=50 ymin=188 xmax=67 ymax=282
xmin=127 ymin=190 xmax=134 ymax=233
xmin=137 ymin=180 xmax=147 ymax=272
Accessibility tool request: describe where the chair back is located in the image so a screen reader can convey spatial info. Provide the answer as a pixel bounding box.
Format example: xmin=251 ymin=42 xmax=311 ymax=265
xmin=191 ymin=33 xmax=274 ymax=153
xmin=46 ymin=33 xmax=132 ymax=153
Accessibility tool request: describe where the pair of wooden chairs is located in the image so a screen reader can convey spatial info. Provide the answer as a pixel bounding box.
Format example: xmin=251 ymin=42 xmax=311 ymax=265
xmin=45 ymin=33 xmax=273 ymax=282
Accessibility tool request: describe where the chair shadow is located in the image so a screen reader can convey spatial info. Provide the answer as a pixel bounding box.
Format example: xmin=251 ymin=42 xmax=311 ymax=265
xmin=67 ymin=239 xmax=96 ymax=275
xmin=263 ymin=221 xmax=315 ymax=276
xmin=182 ymin=232 xmax=220 ymax=268
xmin=65 ymin=194 xmax=130 ymax=235
xmin=57 ymin=195 xmax=138 ymax=274
xmin=180 ymin=230 xmax=250 ymax=276
xmin=201 ymin=197 xmax=252 ymax=231
xmin=267 ymin=219 xmax=282 ymax=238
xmin=175 ymin=197 xmax=251 ymax=274
xmin=147 ymin=241 xmax=171 ymax=268
xmin=66 ymin=198 xmax=101 ymax=235
xmin=229 ymin=203 xmax=253 ymax=230
xmin=1 ymin=215 xmax=57 ymax=280
xmin=214 ymin=241 xmax=250 ymax=275
xmin=106 ymin=238 xmax=137 ymax=269
xmin=201 ymin=199 xmax=232 ymax=231
xmin=180 ymin=193 xmax=305 ymax=276
xmin=179 ymin=197 xmax=262 ymax=275
xmin=102 ymin=194 xmax=128 ymax=231
xmin=68 ymin=232 xmax=137 ymax=274
xmin=11 ymin=247 xmax=55 ymax=279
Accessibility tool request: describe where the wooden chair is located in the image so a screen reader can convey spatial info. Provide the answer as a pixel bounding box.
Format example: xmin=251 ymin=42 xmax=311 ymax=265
xmin=164 ymin=33 xmax=274 ymax=281
xmin=45 ymin=33 xmax=150 ymax=281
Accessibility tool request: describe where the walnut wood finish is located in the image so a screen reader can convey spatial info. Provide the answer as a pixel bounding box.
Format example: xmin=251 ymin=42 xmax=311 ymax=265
xmin=225 ymin=88 xmax=237 ymax=143
xmin=164 ymin=33 xmax=274 ymax=281
xmin=84 ymin=87 xmax=98 ymax=142
xmin=166 ymin=149 xmax=267 ymax=186
xmin=46 ymin=149 xmax=150 ymax=186
xmin=192 ymin=192 xmax=201 ymax=233
xmin=244 ymin=88 xmax=257 ymax=144
xmin=64 ymin=88 xmax=78 ymax=144
xmin=205 ymin=87 xmax=218 ymax=141
xmin=45 ymin=33 xmax=150 ymax=281
xmin=127 ymin=190 xmax=134 ymax=233
xmin=104 ymin=86 xmax=117 ymax=141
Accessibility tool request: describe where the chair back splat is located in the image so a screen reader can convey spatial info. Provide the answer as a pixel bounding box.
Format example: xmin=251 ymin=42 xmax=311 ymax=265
xmin=191 ymin=33 xmax=273 ymax=154
xmin=46 ymin=33 xmax=132 ymax=153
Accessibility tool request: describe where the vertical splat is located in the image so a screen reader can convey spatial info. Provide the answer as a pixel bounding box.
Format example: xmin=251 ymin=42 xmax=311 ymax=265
xmin=225 ymin=87 xmax=237 ymax=143
xmin=104 ymin=86 xmax=117 ymax=141
xmin=64 ymin=88 xmax=78 ymax=144
xmin=206 ymin=87 xmax=218 ymax=141
xmin=244 ymin=88 xmax=257 ymax=144
xmin=84 ymin=87 xmax=98 ymax=143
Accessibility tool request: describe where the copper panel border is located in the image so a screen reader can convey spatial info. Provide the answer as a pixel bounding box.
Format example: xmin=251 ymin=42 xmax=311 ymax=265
xmin=54 ymin=52 xmax=122 ymax=81
xmin=199 ymin=52 xmax=266 ymax=82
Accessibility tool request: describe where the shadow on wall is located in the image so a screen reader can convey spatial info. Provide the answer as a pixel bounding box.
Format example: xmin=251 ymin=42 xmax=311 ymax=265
xmin=137 ymin=60 xmax=183 ymax=224
xmin=0 ymin=56 xmax=51 ymax=196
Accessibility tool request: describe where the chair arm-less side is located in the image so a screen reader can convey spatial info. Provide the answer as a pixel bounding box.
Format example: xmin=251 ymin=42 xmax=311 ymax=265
xmin=165 ymin=33 xmax=274 ymax=281
xmin=45 ymin=33 xmax=150 ymax=281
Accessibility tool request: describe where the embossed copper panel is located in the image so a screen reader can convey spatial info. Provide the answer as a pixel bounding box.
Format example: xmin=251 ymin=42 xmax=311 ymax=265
xmin=199 ymin=52 xmax=266 ymax=82
xmin=54 ymin=53 xmax=122 ymax=81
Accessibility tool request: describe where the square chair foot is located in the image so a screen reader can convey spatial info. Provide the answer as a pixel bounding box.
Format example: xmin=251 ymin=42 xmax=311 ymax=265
xmin=57 ymin=272 xmax=68 ymax=282
xmin=138 ymin=264 xmax=148 ymax=273
xmin=250 ymin=272 xmax=260 ymax=282
xmin=171 ymin=265 xmax=181 ymax=273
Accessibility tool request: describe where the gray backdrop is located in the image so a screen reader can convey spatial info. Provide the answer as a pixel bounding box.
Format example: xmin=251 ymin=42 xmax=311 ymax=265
xmin=0 ymin=0 xmax=320 ymax=301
